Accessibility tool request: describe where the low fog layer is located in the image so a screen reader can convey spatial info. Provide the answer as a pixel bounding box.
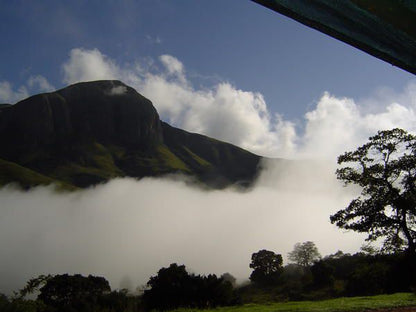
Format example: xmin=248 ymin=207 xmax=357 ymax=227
xmin=0 ymin=159 xmax=364 ymax=294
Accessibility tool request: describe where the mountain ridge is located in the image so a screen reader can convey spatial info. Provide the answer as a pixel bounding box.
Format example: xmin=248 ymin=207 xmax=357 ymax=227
xmin=0 ymin=80 xmax=263 ymax=190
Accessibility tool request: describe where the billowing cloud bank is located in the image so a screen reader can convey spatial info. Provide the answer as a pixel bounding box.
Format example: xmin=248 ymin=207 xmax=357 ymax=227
xmin=1 ymin=48 xmax=416 ymax=294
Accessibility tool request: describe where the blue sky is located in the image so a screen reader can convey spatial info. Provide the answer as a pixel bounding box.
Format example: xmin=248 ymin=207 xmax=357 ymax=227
xmin=1 ymin=0 xmax=416 ymax=157
xmin=1 ymin=0 xmax=413 ymax=114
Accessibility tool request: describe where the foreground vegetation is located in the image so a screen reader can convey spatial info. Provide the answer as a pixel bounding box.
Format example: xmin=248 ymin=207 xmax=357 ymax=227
xmin=172 ymin=293 xmax=416 ymax=312
xmin=1 ymin=248 xmax=414 ymax=312
xmin=2 ymin=289 xmax=416 ymax=312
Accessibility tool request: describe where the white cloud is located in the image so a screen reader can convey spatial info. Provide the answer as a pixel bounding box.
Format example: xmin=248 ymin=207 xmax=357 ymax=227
xmin=62 ymin=48 xmax=120 ymax=84
xmin=300 ymin=92 xmax=363 ymax=159
xmin=297 ymin=87 xmax=416 ymax=159
xmin=182 ymin=83 xmax=272 ymax=149
xmin=159 ymin=54 xmax=186 ymax=84
xmin=27 ymin=75 xmax=55 ymax=93
xmin=139 ymin=77 xmax=283 ymax=156
xmin=108 ymin=85 xmax=128 ymax=95
xmin=0 ymin=81 xmax=28 ymax=104
xmin=0 ymin=76 xmax=54 ymax=104
xmin=137 ymin=60 xmax=290 ymax=156
xmin=274 ymin=114 xmax=297 ymax=157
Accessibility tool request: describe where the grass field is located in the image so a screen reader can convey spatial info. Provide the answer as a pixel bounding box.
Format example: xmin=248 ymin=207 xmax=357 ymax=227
xmin=173 ymin=293 xmax=416 ymax=312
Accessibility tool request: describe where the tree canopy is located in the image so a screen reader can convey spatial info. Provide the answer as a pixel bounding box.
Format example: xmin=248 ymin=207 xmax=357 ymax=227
xmin=288 ymin=241 xmax=321 ymax=267
xmin=37 ymin=274 xmax=111 ymax=312
xmin=142 ymin=263 xmax=234 ymax=310
xmin=249 ymin=249 xmax=283 ymax=286
xmin=331 ymin=128 xmax=416 ymax=255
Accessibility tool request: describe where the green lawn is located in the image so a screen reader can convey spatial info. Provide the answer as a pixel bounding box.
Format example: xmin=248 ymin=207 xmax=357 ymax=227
xmin=173 ymin=293 xmax=416 ymax=312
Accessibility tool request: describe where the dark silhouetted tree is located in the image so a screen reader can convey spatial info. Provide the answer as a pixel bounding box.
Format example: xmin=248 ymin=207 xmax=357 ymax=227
xmin=0 ymin=293 xmax=41 ymax=312
xmin=142 ymin=263 xmax=234 ymax=311
xmin=98 ymin=289 xmax=129 ymax=312
xmin=249 ymin=249 xmax=283 ymax=286
xmin=346 ymin=260 xmax=390 ymax=295
xmin=142 ymin=263 xmax=191 ymax=311
xmin=288 ymin=241 xmax=321 ymax=267
xmin=38 ymin=274 xmax=110 ymax=312
xmin=310 ymin=260 xmax=335 ymax=288
xmin=191 ymin=273 xmax=234 ymax=308
xmin=331 ymin=129 xmax=416 ymax=258
xmin=16 ymin=275 xmax=52 ymax=300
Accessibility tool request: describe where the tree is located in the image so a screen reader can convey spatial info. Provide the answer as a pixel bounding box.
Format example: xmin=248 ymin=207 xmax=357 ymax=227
xmin=249 ymin=249 xmax=283 ymax=286
xmin=15 ymin=275 xmax=52 ymax=300
xmin=310 ymin=260 xmax=334 ymax=288
xmin=330 ymin=128 xmax=416 ymax=256
xmin=142 ymin=263 xmax=191 ymax=311
xmin=98 ymin=289 xmax=129 ymax=312
xmin=0 ymin=293 xmax=40 ymax=312
xmin=38 ymin=274 xmax=111 ymax=312
xmin=142 ymin=263 xmax=234 ymax=310
xmin=288 ymin=241 xmax=321 ymax=267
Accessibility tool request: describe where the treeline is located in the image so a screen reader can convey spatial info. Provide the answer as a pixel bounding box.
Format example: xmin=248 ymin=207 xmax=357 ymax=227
xmin=240 ymin=249 xmax=414 ymax=303
xmin=0 ymin=274 xmax=138 ymax=312
xmin=0 ymin=268 xmax=235 ymax=312
xmin=1 ymin=245 xmax=414 ymax=312
xmin=142 ymin=263 xmax=237 ymax=310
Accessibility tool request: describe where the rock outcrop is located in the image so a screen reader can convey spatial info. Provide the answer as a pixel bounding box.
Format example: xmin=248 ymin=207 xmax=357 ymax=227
xmin=0 ymin=80 xmax=162 ymax=159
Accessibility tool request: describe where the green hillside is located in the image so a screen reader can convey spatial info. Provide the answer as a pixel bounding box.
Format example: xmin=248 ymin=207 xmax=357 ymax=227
xmin=0 ymin=158 xmax=76 ymax=191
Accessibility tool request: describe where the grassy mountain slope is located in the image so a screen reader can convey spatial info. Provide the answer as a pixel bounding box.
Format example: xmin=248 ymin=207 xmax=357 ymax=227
xmin=0 ymin=157 xmax=76 ymax=191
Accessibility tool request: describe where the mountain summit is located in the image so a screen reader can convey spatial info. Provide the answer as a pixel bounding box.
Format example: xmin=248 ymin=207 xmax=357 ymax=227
xmin=0 ymin=80 xmax=262 ymax=189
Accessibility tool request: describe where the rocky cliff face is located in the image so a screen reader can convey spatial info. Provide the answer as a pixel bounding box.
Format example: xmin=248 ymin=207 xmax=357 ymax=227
xmin=0 ymin=80 xmax=162 ymax=159
xmin=0 ymin=80 xmax=262 ymax=189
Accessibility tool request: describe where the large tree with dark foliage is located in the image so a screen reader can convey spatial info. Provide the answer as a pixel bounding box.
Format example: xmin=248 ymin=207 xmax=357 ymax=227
xmin=331 ymin=128 xmax=416 ymax=256
xmin=142 ymin=263 xmax=190 ymax=311
xmin=142 ymin=263 xmax=234 ymax=311
xmin=38 ymin=274 xmax=111 ymax=312
xmin=249 ymin=249 xmax=283 ymax=286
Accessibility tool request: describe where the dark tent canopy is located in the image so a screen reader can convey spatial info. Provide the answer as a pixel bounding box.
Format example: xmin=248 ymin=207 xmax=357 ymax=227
xmin=253 ymin=0 xmax=416 ymax=76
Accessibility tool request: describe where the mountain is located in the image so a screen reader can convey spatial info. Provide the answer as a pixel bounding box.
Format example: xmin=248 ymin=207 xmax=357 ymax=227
xmin=0 ymin=80 xmax=262 ymax=190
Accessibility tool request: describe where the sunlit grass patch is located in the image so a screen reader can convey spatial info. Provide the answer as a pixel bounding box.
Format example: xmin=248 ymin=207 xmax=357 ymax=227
xmin=173 ymin=293 xmax=416 ymax=312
